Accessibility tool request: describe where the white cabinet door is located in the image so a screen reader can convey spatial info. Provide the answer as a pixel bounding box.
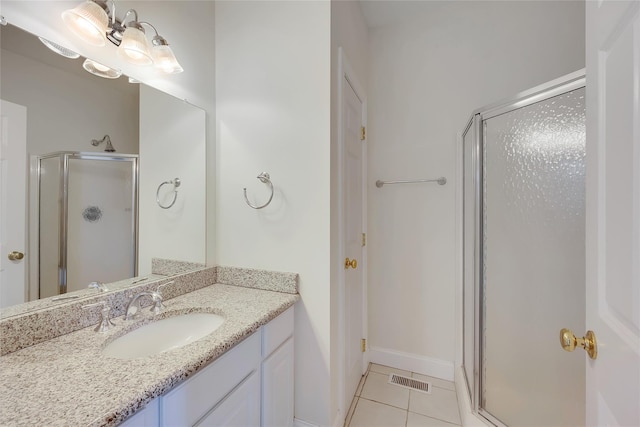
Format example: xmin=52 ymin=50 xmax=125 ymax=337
xmin=261 ymin=338 xmax=294 ymax=427
xmin=196 ymin=370 xmax=261 ymax=427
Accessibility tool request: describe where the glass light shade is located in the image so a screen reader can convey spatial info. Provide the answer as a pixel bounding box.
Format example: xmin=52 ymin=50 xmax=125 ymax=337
xmin=118 ymin=26 xmax=153 ymax=66
xmin=152 ymin=45 xmax=184 ymax=74
xmin=61 ymin=1 xmax=108 ymax=47
xmin=38 ymin=37 xmax=80 ymax=59
xmin=82 ymin=58 xmax=122 ymax=79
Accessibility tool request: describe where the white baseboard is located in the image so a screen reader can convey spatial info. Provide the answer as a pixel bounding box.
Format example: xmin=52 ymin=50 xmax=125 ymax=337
xmin=294 ymin=417 xmax=320 ymax=427
xmin=368 ymin=346 xmax=454 ymax=381
xmin=454 ymin=366 xmax=490 ymax=427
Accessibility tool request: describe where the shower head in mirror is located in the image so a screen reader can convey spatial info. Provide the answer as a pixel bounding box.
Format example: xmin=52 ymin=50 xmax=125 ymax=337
xmin=91 ymin=134 xmax=116 ymax=152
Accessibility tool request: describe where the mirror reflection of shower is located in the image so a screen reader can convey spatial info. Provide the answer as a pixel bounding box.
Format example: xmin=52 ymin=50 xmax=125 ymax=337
xmin=91 ymin=134 xmax=116 ymax=152
xmin=30 ymin=151 xmax=138 ymax=300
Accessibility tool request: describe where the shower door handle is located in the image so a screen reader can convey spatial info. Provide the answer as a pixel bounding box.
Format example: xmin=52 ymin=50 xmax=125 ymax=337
xmin=559 ymin=328 xmax=597 ymax=359
xmin=8 ymin=251 xmax=24 ymax=261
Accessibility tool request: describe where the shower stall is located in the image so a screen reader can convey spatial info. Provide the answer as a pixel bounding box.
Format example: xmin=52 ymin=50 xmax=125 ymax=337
xmin=461 ymin=71 xmax=586 ymax=426
xmin=29 ymin=151 xmax=138 ymax=300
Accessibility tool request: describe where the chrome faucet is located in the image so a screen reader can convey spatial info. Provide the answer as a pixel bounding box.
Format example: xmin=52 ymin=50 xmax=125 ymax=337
xmin=124 ymin=281 xmax=173 ymax=320
xmin=88 ymin=281 xmax=109 ymax=292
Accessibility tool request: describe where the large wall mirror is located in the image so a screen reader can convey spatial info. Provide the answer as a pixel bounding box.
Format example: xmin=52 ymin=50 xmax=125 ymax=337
xmin=0 ymin=22 xmax=206 ymax=315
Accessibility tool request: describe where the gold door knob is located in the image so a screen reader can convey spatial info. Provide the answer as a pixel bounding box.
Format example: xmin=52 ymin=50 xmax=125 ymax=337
xmin=560 ymin=328 xmax=597 ymax=359
xmin=7 ymin=251 xmax=24 ymax=261
xmin=344 ymin=257 xmax=357 ymax=269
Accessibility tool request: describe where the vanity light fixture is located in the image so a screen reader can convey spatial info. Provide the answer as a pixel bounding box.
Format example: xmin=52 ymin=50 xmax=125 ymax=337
xmin=82 ymin=58 xmax=122 ymax=79
xmin=62 ymin=0 xmax=183 ymax=73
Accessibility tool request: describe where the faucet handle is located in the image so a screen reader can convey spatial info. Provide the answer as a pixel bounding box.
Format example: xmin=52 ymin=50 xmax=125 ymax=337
xmin=150 ymin=281 xmax=173 ymax=315
xmin=88 ymin=281 xmax=108 ymax=292
xmin=150 ymin=293 xmax=165 ymax=315
xmin=82 ymin=300 xmax=115 ymax=332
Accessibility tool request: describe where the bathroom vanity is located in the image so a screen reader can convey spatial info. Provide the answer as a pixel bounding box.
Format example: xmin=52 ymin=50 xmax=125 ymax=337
xmin=122 ymin=306 xmax=294 ymax=427
xmin=0 ymin=267 xmax=298 ymax=426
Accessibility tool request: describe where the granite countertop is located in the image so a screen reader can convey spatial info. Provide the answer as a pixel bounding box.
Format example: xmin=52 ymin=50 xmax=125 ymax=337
xmin=0 ymin=283 xmax=299 ymax=426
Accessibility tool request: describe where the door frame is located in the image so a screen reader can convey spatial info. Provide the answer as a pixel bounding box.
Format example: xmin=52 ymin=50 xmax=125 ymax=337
xmin=336 ymin=46 xmax=368 ymax=423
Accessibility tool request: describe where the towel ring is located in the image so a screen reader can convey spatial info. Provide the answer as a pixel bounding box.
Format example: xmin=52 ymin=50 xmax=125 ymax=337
xmin=156 ymin=178 xmax=181 ymax=209
xmin=243 ymin=172 xmax=274 ymax=209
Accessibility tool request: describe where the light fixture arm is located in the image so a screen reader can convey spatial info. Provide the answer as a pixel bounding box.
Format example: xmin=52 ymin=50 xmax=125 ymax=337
xmin=122 ymin=9 xmax=139 ymax=26
xmin=139 ymin=21 xmax=159 ymax=36
xmin=107 ymin=0 xmax=116 ymax=25
xmin=139 ymin=21 xmax=169 ymax=47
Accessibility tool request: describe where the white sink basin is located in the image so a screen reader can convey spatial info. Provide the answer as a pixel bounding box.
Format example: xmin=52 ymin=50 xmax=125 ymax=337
xmin=102 ymin=313 xmax=225 ymax=359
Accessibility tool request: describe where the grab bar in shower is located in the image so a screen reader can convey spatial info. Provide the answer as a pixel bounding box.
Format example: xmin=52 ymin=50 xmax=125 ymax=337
xmin=375 ymin=177 xmax=447 ymax=188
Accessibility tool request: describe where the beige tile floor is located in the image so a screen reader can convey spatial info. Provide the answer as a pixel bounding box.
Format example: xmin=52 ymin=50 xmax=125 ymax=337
xmin=345 ymin=363 xmax=461 ymax=427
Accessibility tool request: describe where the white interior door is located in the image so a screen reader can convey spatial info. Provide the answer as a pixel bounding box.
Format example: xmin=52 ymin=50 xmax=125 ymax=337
xmin=343 ymin=75 xmax=365 ymax=409
xmin=0 ymin=100 xmax=27 ymax=308
xmin=586 ymin=1 xmax=640 ymax=425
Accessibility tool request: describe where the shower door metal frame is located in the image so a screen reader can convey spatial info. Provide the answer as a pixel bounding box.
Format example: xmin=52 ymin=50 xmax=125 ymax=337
xmin=461 ymin=69 xmax=586 ymax=427
xmin=30 ymin=151 xmax=139 ymax=298
xmin=461 ymin=113 xmax=483 ymax=412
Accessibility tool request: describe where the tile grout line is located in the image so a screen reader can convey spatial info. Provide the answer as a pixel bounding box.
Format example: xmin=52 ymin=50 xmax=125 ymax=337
xmin=408 ymin=388 xmax=462 ymax=426
xmin=406 ymin=409 xmax=462 ymax=427
xmin=358 ymin=396 xmax=409 ymax=412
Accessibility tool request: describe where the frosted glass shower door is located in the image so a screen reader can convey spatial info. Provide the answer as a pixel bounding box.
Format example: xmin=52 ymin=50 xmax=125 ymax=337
xmin=66 ymin=158 xmax=136 ymax=291
xmin=481 ymin=88 xmax=586 ymax=426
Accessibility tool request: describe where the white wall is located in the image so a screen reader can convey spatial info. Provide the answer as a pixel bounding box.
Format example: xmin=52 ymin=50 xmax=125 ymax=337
xmin=330 ymin=0 xmax=369 ymax=422
xmin=1 ymin=48 xmax=139 ymax=156
xmin=138 ymin=85 xmax=206 ymax=275
xmin=366 ymin=0 xmax=585 ymax=377
xmin=214 ymin=1 xmax=331 ymax=425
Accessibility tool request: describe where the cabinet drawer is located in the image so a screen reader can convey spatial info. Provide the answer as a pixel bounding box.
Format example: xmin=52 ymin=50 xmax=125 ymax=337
xmin=262 ymin=306 xmax=294 ymax=358
xmin=161 ymin=332 xmax=261 ymax=426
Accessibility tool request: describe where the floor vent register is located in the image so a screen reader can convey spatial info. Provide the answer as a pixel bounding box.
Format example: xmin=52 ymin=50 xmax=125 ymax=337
xmin=388 ymin=374 xmax=431 ymax=394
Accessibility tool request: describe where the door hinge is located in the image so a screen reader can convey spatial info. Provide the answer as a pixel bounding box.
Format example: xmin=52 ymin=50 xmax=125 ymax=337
xmin=361 ymin=233 xmax=366 ymax=247
xmin=360 ymin=126 xmax=366 ymax=141
xmin=361 ymin=338 xmax=366 ymax=352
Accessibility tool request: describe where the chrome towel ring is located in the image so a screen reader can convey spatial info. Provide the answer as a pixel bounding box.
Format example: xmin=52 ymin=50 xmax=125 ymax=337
xmin=156 ymin=178 xmax=181 ymax=209
xmin=243 ymin=172 xmax=274 ymax=209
